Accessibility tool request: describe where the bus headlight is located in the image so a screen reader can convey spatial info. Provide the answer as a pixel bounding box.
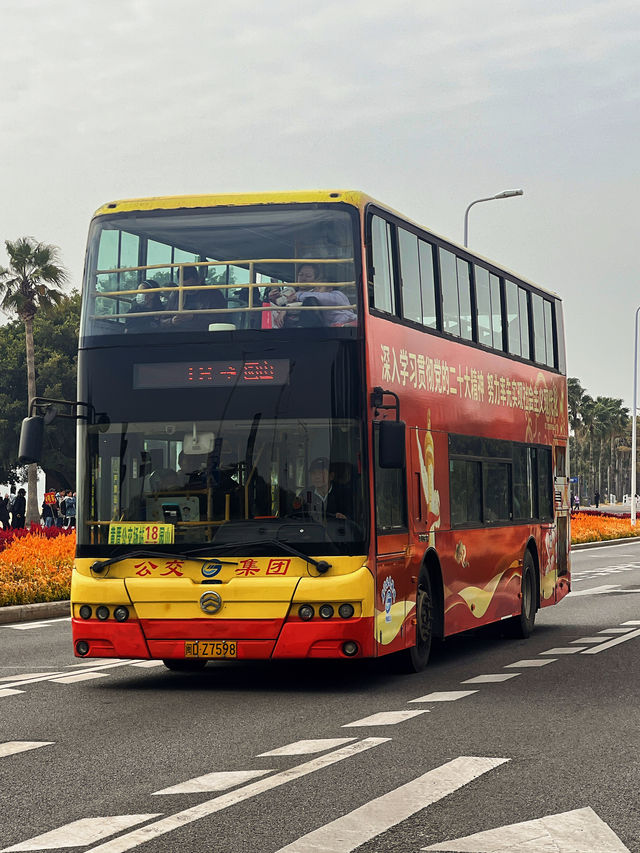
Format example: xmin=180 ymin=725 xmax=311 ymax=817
xmin=338 ymin=603 xmax=355 ymax=619
xmin=114 ymin=606 xmax=129 ymax=622
xmin=319 ymin=604 xmax=334 ymax=619
xmin=79 ymin=605 xmax=92 ymax=620
xmin=96 ymin=605 xmax=110 ymax=621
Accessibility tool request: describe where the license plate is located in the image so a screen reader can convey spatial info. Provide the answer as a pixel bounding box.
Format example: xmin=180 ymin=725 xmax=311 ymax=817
xmin=184 ymin=640 xmax=237 ymax=658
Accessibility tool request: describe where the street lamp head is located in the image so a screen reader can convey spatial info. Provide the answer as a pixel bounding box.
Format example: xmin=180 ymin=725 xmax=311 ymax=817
xmin=494 ymin=189 xmax=524 ymax=199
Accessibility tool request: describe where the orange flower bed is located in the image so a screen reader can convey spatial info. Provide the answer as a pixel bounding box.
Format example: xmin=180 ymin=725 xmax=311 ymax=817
xmin=571 ymin=512 xmax=640 ymax=545
xmin=0 ymin=530 xmax=76 ymax=606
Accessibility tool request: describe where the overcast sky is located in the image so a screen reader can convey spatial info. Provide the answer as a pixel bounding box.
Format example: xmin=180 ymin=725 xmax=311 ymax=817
xmin=1 ymin=0 xmax=639 ymax=405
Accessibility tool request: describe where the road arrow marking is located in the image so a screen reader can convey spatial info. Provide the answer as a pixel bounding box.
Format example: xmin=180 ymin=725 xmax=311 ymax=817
xmin=275 ymin=756 xmax=508 ymax=853
xmin=422 ymin=806 xmax=630 ymax=852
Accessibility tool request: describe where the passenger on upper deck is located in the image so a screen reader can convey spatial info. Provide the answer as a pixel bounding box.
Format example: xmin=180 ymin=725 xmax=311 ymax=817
xmin=165 ymin=266 xmax=226 ymax=329
xmin=125 ymin=280 xmax=164 ymax=333
xmin=269 ymin=264 xmax=356 ymax=328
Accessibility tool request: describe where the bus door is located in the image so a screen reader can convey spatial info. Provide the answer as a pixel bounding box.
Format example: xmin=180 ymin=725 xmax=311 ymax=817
xmin=372 ymin=423 xmax=411 ymax=654
xmin=554 ymin=441 xmax=570 ymax=590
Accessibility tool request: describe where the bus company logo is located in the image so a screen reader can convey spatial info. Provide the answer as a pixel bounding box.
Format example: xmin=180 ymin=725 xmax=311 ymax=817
xmin=201 ymin=561 xmax=223 ymax=578
xmin=381 ymin=576 xmax=396 ymax=623
xmin=199 ymin=591 xmax=222 ymax=614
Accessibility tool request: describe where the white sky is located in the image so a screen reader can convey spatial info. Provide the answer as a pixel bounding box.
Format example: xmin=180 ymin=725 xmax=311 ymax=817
xmin=1 ymin=0 xmax=639 ymax=405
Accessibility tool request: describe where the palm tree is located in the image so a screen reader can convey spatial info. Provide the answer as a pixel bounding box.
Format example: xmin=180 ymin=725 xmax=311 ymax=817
xmin=0 ymin=238 xmax=68 ymax=524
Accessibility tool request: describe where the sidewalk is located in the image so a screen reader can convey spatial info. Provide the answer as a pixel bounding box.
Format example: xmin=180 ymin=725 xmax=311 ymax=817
xmin=0 ymin=600 xmax=69 ymax=625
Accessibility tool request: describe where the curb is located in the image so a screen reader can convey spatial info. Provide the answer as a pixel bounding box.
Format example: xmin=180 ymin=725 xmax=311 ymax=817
xmin=0 ymin=600 xmax=70 ymax=625
xmin=572 ymin=537 xmax=640 ymax=551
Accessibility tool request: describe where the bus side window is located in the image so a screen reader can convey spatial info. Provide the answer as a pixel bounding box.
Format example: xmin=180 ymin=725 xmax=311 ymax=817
xmin=370 ymin=216 xmax=395 ymax=315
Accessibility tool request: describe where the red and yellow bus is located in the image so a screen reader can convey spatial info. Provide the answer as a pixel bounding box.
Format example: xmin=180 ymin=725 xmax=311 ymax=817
xmin=53 ymin=191 xmax=570 ymax=671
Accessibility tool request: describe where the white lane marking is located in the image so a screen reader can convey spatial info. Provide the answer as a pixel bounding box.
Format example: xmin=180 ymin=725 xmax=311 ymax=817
xmin=51 ymin=672 xmax=111 ymax=684
xmin=0 ymin=742 xmax=54 ymax=758
xmin=504 ymin=659 xmax=556 ymax=668
xmin=539 ymin=647 xmax=586 ymax=654
xmin=342 ymin=710 xmax=428 ymax=727
xmin=274 ymin=756 xmax=509 ymax=853
xmin=461 ymin=674 xmax=520 ymax=684
xmin=258 ymin=739 xmax=356 ymax=757
xmin=622 ymin=620 xmax=640 ymax=625
xmin=569 ymin=585 xmax=620 ymax=596
xmin=4 ymin=619 xmax=68 ymax=631
xmin=0 ymin=660 xmax=142 ymax=691
xmin=408 ymin=691 xmax=478 ymax=703
xmin=83 ymin=738 xmax=389 ymax=853
xmin=1 ymin=815 xmax=161 ymax=852
xmin=599 ymin=627 xmax=637 ymax=633
xmin=571 ymin=637 xmax=608 ymax=643
xmin=422 ymin=806 xmax=631 ymax=852
xmin=129 ymin=661 xmax=165 ymax=668
xmin=0 ymin=673 xmax=60 ymax=682
xmin=69 ymin=659 xmax=122 ymax=666
xmin=152 ymin=769 xmax=274 ymax=795
xmin=0 ymin=689 xmax=24 ymax=698
xmin=582 ymin=627 xmax=640 ymax=655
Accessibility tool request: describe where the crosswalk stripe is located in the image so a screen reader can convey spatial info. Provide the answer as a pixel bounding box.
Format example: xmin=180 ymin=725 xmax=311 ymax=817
xmin=1 ymin=815 xmax=161 ymax=852
xmin=273 ymin=756 xmax=509 ymax=852
xmin=82 ymin=738 xmax=390 ymax=852
xmin=0 ymin=742 xmax=54 ymax=758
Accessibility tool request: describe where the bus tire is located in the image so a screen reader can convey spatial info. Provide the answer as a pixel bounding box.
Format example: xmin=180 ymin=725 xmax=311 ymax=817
xmin=162 ymin=658 xmax=208 ymax=672
xmin=505 ymin=549 xmax=536 ymax=639
xmin=395 ymin=572 xmax=433 ymax=673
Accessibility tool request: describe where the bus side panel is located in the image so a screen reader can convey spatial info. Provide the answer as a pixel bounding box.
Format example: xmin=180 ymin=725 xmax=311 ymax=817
xmin=437 ymin=526 xmax=528 ymax=636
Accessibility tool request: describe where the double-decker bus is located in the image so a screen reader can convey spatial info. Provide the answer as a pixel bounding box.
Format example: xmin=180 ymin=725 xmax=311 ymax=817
xmin=25 ymin=190 xmax=570 ymax=672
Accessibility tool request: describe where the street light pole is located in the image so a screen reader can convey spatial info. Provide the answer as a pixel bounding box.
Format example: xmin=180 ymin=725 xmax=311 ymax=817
xmin=631 ymin=306 xmax=640 ymax=525
xmin=463 ymin=189 xmax=524 ymax=247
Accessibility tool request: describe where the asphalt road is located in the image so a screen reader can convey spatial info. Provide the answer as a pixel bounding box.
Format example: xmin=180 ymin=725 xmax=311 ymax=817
xmin=1 ymin=542 xmax=639 ymax=852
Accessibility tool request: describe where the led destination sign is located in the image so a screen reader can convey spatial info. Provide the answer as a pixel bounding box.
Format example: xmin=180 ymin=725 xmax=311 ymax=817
xmin=133 ymin=359 xmax=290 ymax=389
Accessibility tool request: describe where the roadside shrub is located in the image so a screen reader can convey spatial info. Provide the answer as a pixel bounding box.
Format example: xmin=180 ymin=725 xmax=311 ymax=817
xmin=0 ymin=529 xmax=75 ymax=606
xmin=571 ymin=512 xmax=640 ymax=544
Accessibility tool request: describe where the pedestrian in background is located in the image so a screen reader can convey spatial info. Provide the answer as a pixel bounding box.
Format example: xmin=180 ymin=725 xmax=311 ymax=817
xmin=0 ymin=495 xmax=9 ymax=530
xmin=11 ymin=488 xmax=26 ymax=529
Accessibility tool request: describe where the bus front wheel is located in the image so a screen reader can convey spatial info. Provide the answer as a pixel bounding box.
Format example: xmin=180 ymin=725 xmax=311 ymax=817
xmin=162 ymin=659 xmax=208 ymax=672
xmin=505 ymin=550 xmax=536 ymax=639
xmin=395 ymin=573 xmax=433 ymax=673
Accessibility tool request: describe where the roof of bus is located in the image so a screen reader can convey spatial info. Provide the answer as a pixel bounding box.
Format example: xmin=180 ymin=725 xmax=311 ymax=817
xmin=93 ymin=190 xmax=560 ymax=301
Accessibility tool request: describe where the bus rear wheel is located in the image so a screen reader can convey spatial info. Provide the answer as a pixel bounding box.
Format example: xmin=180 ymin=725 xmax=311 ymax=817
xmin=162 ymin=658 xmax=208 ymax=672
xmin=505 ymin=550 xmax=536 ymax=639
xmin=396 ymin=573 xmax=433 ymax=673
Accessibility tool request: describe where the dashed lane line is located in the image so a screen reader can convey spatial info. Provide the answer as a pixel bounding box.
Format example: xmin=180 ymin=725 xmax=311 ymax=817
xmin=504 ymin=658 xmax=556 ymax=668
xmin=461 ymin=674 xmax=520 ymax=684
xmin=0 ymin=741 xmax=54 ymax=759
xmin=81 ymin=738 xmax=390 ymax=853
xmin=258 ymin=738 xmax=356 ymax=757
xmin=582 ymin=626 xmax=640 ymax=655
xmin=408 ymin=690 xmax=478 ymax=703
xmin=2 ymin=816 xmax=162 ymax=853
xmin=342 ymin=710 xmax=429 ymax=727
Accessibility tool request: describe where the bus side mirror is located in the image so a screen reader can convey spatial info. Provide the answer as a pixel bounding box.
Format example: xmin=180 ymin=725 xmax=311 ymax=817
xmin=18 ymin=416 xmax=44 ymax=464
xmin=379 ymin=420 xmax=406 ymax=468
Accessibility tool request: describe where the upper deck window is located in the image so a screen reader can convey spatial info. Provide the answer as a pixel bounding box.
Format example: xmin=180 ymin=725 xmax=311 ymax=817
xmin=370 ymin=215 xmax=395 ymax=315
xmin=82 ymin=206 xmax=358 ymax=338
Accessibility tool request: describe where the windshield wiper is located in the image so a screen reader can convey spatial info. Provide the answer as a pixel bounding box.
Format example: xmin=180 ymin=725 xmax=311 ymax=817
xmin=90 ymin=550 xmax=238 ymax=574
xmin=183 ymin=541 xmax=331 ymax=574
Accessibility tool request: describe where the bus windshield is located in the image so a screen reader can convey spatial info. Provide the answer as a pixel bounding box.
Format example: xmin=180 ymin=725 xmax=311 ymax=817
xmin=83 ymin=416 xmax=367 ymax=555
xmin=82 ymin=206 xmax=358 ymax=338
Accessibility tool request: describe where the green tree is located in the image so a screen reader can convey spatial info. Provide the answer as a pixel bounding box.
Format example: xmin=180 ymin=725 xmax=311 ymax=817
xmin=0 ymin=292 xmax=80 ymax=492
xmin=0 ymin=239 xmax=68 ymax=523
